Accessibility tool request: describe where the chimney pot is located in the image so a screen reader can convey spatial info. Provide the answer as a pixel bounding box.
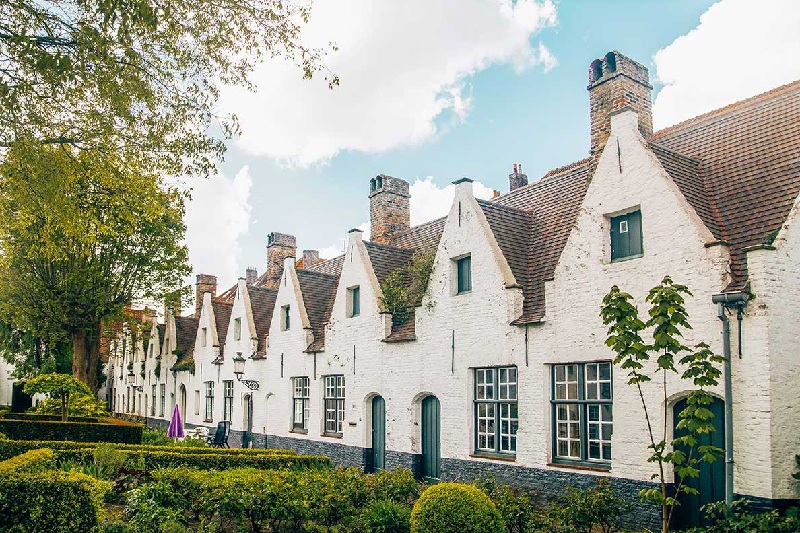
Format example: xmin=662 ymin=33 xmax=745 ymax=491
xmin=509 ymin=163 xmax=528 ymax=191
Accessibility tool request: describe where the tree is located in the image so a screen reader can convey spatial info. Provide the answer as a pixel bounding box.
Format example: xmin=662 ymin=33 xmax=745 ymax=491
xmin=0 ymin=140 xmax=191 ymax=391
xmin=24 ymin=372 xmax=94 ymax=421
xmin=600 ymin=276 xmax=725 ymax=533
xmin=1 ymin=0 xmax=336 ymax=177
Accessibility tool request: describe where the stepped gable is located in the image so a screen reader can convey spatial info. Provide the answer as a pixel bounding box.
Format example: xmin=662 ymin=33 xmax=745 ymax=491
xmin=173 ymin=315 xmax=199 ymax=365
xmin=296 ymin=269 xmax=340 ymax=353
xmin=495 ymin=159 xmax=592 ymax=323
xmin=649 ymin=79 xmax=800 ymax=291
xmin=247 ymin=285 xmax=278 ymax=356
xmin=211 ymin=299 xmax=233 ymax=356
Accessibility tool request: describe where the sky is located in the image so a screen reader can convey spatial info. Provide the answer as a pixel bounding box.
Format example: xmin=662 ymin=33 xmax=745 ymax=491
xmin=183 ymin=0 xmax=800 ymax=292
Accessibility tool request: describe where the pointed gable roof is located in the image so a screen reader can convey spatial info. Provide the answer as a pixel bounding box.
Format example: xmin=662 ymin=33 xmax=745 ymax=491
xmin=211 ymin=299 xmax=233 ymax=355
xmin=364 ymin=241 xmax=414 ymax=286
xmin=247 ymin=285 xmax=278 ymax=355
xmin=296 ymin=269 xmax=339 ymax=353
xmin=649 ymin=80 xmax=800 ymax=290
xmin=174 ymin=315 xmax=199 ymax=365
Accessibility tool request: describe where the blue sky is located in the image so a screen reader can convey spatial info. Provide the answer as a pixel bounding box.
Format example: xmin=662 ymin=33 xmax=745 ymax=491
xmin=183 ymin=0 xmax=800 ymax=291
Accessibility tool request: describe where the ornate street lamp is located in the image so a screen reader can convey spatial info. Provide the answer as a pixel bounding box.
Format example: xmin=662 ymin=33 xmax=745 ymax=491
xmin=233 ymin=352 xmax=260 ymax=390
xmin=127 ymin=371 xmax=143 ymax=392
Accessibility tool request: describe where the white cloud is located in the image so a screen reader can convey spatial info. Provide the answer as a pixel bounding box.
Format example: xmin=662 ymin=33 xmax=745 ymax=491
xmin=652 ymin=0 xmax=800 ymax=130
xmin=409 ymin=177 xmax=495 ymax=226
xmin=184 ymin=166 xmax=253 ymax=290
xmin=221 ymin=0 xmax=558 ymax=166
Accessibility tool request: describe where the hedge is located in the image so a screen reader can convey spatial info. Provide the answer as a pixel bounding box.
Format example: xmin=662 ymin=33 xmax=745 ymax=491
xmin=0 ymin=440 xmax=330 ymax=471
xmin=0 ymin=418 xmax=142 ymax=444
xmin=2 ymin=413 xmax=100 ymax=423
xmin=0 ymin=448 xmax=56 ymax=474
xmin=0 ymin=470 xmax=111 ymax=532
xmin=410 ymin=483 xmax=505 ymax=533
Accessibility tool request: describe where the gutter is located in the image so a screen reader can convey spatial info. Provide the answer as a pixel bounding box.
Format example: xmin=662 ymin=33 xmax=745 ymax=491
xmin=711 ymin=290 xmax=749 ymax=508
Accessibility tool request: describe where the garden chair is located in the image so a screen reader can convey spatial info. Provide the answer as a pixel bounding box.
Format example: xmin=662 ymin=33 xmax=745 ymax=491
xmin=210 ymin=421 xmax=230 ymax=448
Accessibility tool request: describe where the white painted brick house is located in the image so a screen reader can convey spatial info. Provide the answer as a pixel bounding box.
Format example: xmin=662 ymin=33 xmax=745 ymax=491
xmin=105 ymin=51 xmax=800 ymax=528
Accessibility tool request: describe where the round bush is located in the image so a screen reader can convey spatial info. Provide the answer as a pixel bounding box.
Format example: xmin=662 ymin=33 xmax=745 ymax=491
xmin=410 ymin=483 xmax=505 ymax=533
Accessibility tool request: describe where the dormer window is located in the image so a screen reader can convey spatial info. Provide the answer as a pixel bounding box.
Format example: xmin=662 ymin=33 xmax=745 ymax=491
xmin=233 ymin=318 xmax=241 ymax=341
xmin=281 ymin=305 xmax=290 ymax=331
xmin=610 ymin=210 xmax=643 ymax=262
xmin=347 ymin=286 xmax=360 ymax=318
xmin=454 ymin=255 xmax=472 ymax=294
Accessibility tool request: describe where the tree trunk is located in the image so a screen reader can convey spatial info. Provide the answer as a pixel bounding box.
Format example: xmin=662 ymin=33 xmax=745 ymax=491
xmin=72 ymin=320 xmax=102 ymax=393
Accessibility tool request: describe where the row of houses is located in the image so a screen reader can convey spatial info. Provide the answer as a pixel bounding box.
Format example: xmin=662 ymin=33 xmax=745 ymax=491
xmin=103 ymin=51 xmax=800 ymax=529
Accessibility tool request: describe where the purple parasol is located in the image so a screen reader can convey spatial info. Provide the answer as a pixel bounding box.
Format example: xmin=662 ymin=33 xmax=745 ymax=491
xmin=167 ymin=403 xmax=184 ymax=438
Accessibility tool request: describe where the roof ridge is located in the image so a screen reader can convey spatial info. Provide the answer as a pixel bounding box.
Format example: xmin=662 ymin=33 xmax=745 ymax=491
xmin=650 ymin=78 xmax=800 ymax=142
xmin=477 ymin=198 xmax=532 ymax=215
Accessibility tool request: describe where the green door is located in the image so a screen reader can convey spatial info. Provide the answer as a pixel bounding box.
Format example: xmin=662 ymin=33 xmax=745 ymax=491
xmin=673 ymin=396 xmax=726 ymax=529
xmin=421 ymin=396 xmax=441 ymax=482
xmin=371 ymin=396 xmax=386 ymax=471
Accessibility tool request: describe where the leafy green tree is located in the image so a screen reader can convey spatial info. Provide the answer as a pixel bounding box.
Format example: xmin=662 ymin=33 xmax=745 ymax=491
xmin=0 ymin=321 xmax=72 ymax=377
xmin=24 ymin=372 xmax=94 ymax=421
xmin=1 ymin=0 xmax=336 ymax=177
xmin=600 ymin=276 xmax=725 ymax=533
xmin=0 ymin=141 xmax=191 ymax=390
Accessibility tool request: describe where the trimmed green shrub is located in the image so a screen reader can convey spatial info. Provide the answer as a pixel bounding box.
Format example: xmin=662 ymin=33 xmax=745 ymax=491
xmin=410 ymin=483 xmax=505 ymax=533
xmin=0 ymin=448 xmax=56 ymax=474
xmin=3 ymin=412 xmax=100 ymax=423
xmin=0 ymin=470 xmax=112 ymax=532
xmin=366 ymin=467 xmax=422 ymax=504
xmin=473 ymin=476 xmax=536 ymax=533
xmin=94 ymin=444 xmax=127 ymax=478
xmin=559 ymin=479 xmax=630 ymax=533
xmin=0 ymin=418 xmax=143 ymax=444
xmin=359 ymin=499 xmax=412 ymax=533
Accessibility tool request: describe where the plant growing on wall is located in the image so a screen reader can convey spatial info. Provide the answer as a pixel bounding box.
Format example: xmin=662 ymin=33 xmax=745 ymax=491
xmin=140 ymin=362 xmax=145 ymax=380
xmin=154 ymin=359 xmax=161 ymax=380
xmin=380 ymin=251 xmax=435 ymax=326
xmin=600 ymin=276 xmax=725 ymax=533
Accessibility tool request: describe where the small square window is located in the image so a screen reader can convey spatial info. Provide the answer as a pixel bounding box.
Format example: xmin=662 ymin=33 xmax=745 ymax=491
xmin=281 ymin=305 xmax=290 ymax=331
xmin=348 ymin=286 xmax=360 ymax=318
xmin=610 ymin=210 xmax=643 ymax=261
xmin=455 ymin=255 xmax=472 ymax=294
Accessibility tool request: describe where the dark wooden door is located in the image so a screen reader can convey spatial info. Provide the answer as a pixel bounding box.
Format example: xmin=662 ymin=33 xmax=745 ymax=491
xmin=421 ymin=395 xmax=441 ymax=482
xmin=371 ymin=396 xmax=386 ymax=471
xmin=673 ymin=396 xmax=725 ymax=529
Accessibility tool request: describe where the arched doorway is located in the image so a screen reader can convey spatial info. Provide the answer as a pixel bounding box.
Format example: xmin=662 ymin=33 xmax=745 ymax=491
xmin=672 ymin=396 xmax=725 ymax=529
xmin=370 ymin=395 xmax=386 ymax=472
xmin=421 ymin=395 xmax=440 ymax=483
xmin=179 ymin=385 xmax=187 ymax=420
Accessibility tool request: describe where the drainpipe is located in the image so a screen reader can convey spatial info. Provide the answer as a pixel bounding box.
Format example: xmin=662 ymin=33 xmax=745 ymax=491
xmin=711 ymin=291 xmax=749 ymax=508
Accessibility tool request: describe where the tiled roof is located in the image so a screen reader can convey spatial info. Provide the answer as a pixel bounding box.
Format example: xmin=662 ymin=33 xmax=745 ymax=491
xmin=156 ymin=324 xmax=166 ymax=348
xmin=390 ymin=218 xmax=445 ymax=252
xmin=211 ymin=300 xmax=232 ymax=355
xmin=296 ymin=269 xmax=339 ymax=353
xmin=306 ymin=254 xmax=345 ymax=276
xmin=495 ymin=159 xmax=592 ymax=323
xmin=477 ymin=200 xmax=534 ymax=290
xmin=650 ymin=79 xmax=800 ymax=290
xmin=247 ymin=285 xmax=278 ymax=355
xmin=383 ymin=309 xmax=416 ymax=342
xmin=174 ymin=316 xmax=199 ymax=363
xmin=364 ymin=241 xmax=414 ymax=286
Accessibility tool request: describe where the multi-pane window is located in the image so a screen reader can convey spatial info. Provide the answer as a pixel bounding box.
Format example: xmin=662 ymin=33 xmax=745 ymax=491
xmin=281 ymin=305 xmax=290 ymax=330
xmin=205 ymin=381 xmax=214 ymax=421
xmin=474 ymin=367 xmax=518 ymax=455
xmin=160 ymin=384 xmax=166 ymax=417
xmin=223 ymin=380 xmax=234 ymax=422
xmin=456 ymin=255 xmax=472 ymax=294
xmin=151 ymin=385 xmax=157 ymax=416
xmin=323 ymin=375 xmax=345 ymax=435
xmin=233 ymin=318 xmax=242 ymax=340
xmin=552 ymin=362 xmax=613 ymax=464
xmin=610 ymin=210 xmax=643 ymax=261
xmin=292 ymin=377 xmax=310 ymax=430
xmin=348 ymin=286 xmax=360 ymax=318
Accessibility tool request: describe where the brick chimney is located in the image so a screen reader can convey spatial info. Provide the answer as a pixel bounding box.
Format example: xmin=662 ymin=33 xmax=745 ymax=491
xmin=265 ymin=232 xmax=296 ymax=289
xmin=195 ymin=274 xmax=217 ymax=318
xmin=245 ymin=267 xmax=258 ymax=285
xmin=369 ymin=174 xmax=410 ymax=244
xmin=588 ymin=51 xmax=653 ymax=159
xmin=509 ymin=163 xmax=528 ymax=191
xmin=302 ymin=250 xmax=322 ymax=268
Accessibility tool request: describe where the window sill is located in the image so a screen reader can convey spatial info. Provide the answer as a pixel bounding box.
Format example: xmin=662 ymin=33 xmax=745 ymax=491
xmin=321 ymin=433 xmax=343 ymax=439
xmin=203 ymin=419 xmax=213 ymax=423
xmin=610 ymin=253 xmax=643 ymax=264
xmin=290 ymin=428 xmax=308 ymax=435
xmin=470 ymin=452 xmax=516 ymax=462
xmin=548 ymin=461 xmax=610 ymax=473
xmin=454 ymin=290 xmax=472 ymax=296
